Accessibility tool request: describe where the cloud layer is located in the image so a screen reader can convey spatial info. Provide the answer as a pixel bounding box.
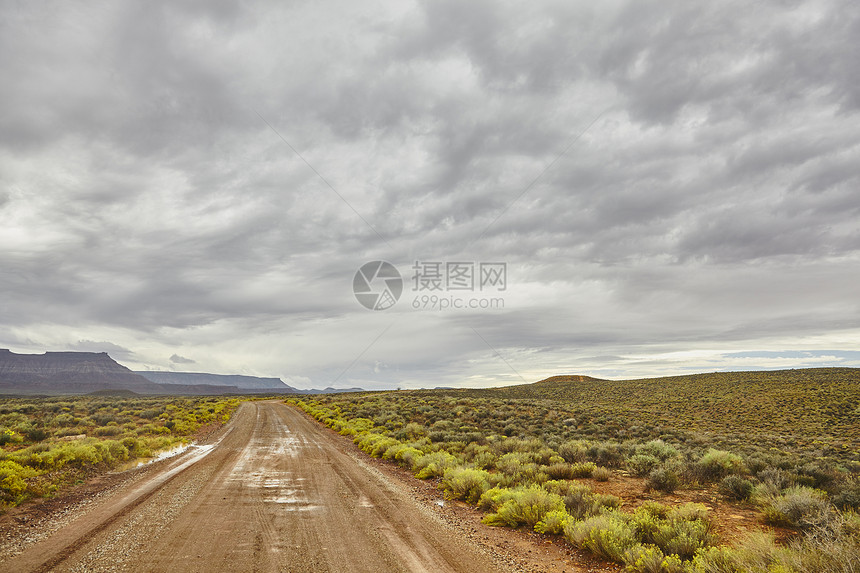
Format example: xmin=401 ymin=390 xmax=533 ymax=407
xmin=2 ymin=0 xmax=859 ymax=388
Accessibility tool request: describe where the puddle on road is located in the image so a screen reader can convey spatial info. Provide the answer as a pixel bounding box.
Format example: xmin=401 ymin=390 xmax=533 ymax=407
xmin=116 ymin=442 xmax=193 ymax=472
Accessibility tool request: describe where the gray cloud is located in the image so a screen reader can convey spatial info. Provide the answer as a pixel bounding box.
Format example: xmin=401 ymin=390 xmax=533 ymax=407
xmin=1 ymin=0 xmax=859 ymax=387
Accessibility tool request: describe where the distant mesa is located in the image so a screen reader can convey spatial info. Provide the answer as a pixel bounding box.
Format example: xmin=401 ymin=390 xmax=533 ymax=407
xmin=0 ymin=349 xmax=162 ymax=395
xmin=0 ymin=349 xmax=363 ymax=395
xmin=133 ymin=372 xmax=364 ymax=394
xmin=134 ymin=371 xmax=295 ymax=391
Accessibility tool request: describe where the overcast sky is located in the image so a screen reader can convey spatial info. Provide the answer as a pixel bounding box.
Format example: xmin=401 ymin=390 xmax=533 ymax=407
xmin=2 ymin=0 xmax=859 ymax=390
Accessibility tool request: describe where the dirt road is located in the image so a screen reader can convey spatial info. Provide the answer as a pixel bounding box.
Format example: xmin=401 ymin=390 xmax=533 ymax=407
xmin=1 ymin=401 xmax=505 ymax=573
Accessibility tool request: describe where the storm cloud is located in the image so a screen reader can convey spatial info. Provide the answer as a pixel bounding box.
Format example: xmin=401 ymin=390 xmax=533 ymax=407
xmin=1 ymin=0 xmax=859 ymax=389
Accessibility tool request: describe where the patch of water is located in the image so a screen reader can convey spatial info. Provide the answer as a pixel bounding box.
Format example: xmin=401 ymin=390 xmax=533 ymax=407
xmin=116 ymin=442 xmax=193 ymax=472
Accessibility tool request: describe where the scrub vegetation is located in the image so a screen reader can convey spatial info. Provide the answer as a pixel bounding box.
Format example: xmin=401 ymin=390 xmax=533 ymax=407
xmin=290 ymin=368 xmax=860 ymax=572
xmin=0 ymin=395 xmax=240 ymax=508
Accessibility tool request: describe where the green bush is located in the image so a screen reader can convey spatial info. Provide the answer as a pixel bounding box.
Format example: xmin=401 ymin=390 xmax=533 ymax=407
xmin=393 ymin=445 xmax=425 ymax=468
xmin=565 ymin=510 xmax=638 ymax=562
xmin=760 ymin=486 xmax=835 ymax=531
xmin=534 ymin=509 xmax=570 ymax=535
xmin=483 ymin=485 xmax=565 ymax=528
xmin=686 ymin=546 xmax=743 ymax=573
xmin=623 ymin=545 xmax=686 ymax=573
xmin=831 ymin=480 xmax=860 ymax=511
xmin=0 ymin=460 xmax=39 ymax=503
xmin=557 ymin=440 xmax=590 ymax=463
xmin=93 ymin=425 xmax=123 ymax=437
xmin=593 ymin=466 xmax=613 ymax=481
xmin=477 ymin=486 xmax=517 ymax=512
xmin=652 ymin=518 xmax=713 ymax=560
xmin=588 ymin=442 xmax=626 ymax=468
xmin=544 ymin=462 xmax=576 ymax=480
xmin=441 ymin=467 xmax=491 ymax=504
xmin=630 ymin=441 xmax=682 ymax=477
xmin=629 ymin=503 xmax=715 ymax=562
xmin=413 ymin=451 xmax=458 ymax=479
xmin=647 ymin=466 xmax=681 ymax=493
xmin=23 ymin=427 xmax=48 ymax=442
xmin=559 ymin=482 xmax=598 ymax=519
xmin=570 ymin=461 xmax=597 ymax=478
xmin=629 ymin=454 xmax=662 ymax=477
xmin=697 ymin=449 xmax=746 ymax=481
xmin=719 ymin=475 xmax=754 ymax=501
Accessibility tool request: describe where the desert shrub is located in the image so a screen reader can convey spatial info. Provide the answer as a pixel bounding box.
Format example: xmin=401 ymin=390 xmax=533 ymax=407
xmin=631 ymin=508 xmax=664 ymax=546
xmin=534 ymin=509 xmax=570 ymax=535
xmin=686 ymin=545 xmax=743 ymax=572
xmin=93 ymin=425 xmax=123 ymax=437
xmin=647 ymin=466 xmax=681 ymax=493
xmin=565 ymin=510 xmax=637 ymax=562
xmin=353 ymin=432 xmax=400 ymax=458
xmin=441 ymin=467 xmax=491 ymax=504
xmin=798 ymin=461 xmax=839 ymax=490
xmin=669 ymin=502 xmax=711 ymax=523
xmin=832 ymin=479 xmax=860 ymax=510
xmin=719 ymin=475 xmax=754 ymax=501
xmin=477 ymin=486 xmax=517 ymax=512
xmin=652 ymin=518 xmax=713 ymax=560
xmin=760 ymin=486 xmax=836 ymax=531
xmin=780 ymin=524 xmax=860 ymax=573
xmin=399 ymin=422 xmax=426 ymax=440
xmin=462 ymin=443 xmax=496 ymax=469
xmin=413 ymin=451 xmax=458 ymax=479
xmin=544 ymin=462 xmax=576 ymax=480
xmin=369 ymin=436 xmax=400 ymax=458
xmin=696 ymin=449 xmax=746 ymax=481
xmin=0 ymin=460 xmax=39 ymax=504
xmin=23 ymin=427 xmax=48 ymax=442
xmin=623 ymin=545 xmax=686 ymax=573
xmin=628 ymin=503 xmax=714 ymax=562
xmin=588 ymin=442 xmax=626 ymax=468
xmin=758 ymin=466 xmax=792 ymax=490
xmin=595 ymin=493 xmax=622 ymax=511
xmin=559 ymin=482 xmax=598 ymax=519
xmin=532 ymin=447 xmax=557 ymax=465
xmin=570 ymin=461 xmax=597 ymax=478
xmin=50 ymin=413 xmax=78 ymax=427
xmin=393 ymin=445 xmax=425 ymax=468
xmin=638 ymin=500 xmax=671 ymax=519
xmin=638 ymin=440 xmax=682 ymax=461
xmin=483 ymin=485 xmax=565 ymax=527
xmin=629 ymin=454 xmax=662 ymax=477
xmin=558 ymin=439 xmax=590 ymax=463
xmin=380 ymin=442 xmax=407 ymax=461
xmin=496 ymin=452 xmax=532 ymax=475
xmin=593 ymin=466 xmax=613 ymax=481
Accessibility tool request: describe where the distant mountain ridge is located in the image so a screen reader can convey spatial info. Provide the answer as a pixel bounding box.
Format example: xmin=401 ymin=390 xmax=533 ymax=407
xmin=0 ymin=350 xmax=363 ymax=395
xmin=135 ymin=371 xmax=293 ymax=390
xmin=134 ymin=371 xmax=364 ymax=394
